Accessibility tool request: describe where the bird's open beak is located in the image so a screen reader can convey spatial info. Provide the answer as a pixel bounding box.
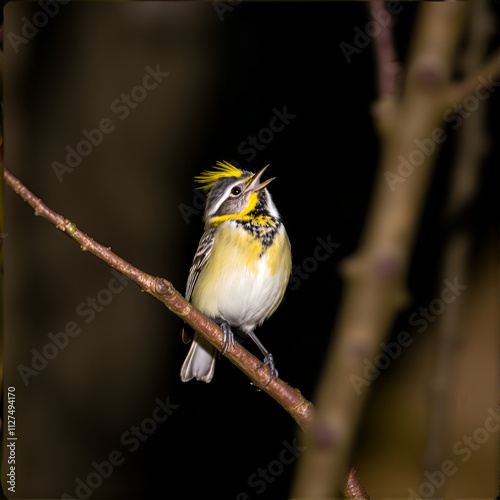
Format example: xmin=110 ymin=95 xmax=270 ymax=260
xmin=245 ymin=165 xmax=275 ymax=193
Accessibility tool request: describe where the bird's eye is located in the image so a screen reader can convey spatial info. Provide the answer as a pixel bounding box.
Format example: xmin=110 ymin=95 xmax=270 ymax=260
xmin=231 ymin=186 xmax=242 ymax=196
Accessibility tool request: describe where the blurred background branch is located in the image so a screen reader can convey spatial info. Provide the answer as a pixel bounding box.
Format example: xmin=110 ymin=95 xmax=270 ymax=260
xmin=290 ymin=2 xmax=482 ymax=497
xmin=370 ymin=0 xmax=398 ymax=98
xmin=422 ymin=0 xmax=495 ymax=490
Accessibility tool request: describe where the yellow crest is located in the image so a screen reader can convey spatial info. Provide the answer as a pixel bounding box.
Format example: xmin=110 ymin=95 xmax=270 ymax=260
xmin=195 ymin=161 xmax=244 ymax=191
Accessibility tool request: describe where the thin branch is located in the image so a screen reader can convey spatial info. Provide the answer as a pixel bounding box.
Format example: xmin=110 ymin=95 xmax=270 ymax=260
xmin=448 ymin=52 xmax=500 ymax=106
xmin=3 ymin=167 xmax=313 ymax=427
xmin=369 ymin=0 xmax=399 ymax=139
xmin=370 ymin=0 xmax=398 ymax=98
xmin=343 ymin=467 xmax=370 ymax=500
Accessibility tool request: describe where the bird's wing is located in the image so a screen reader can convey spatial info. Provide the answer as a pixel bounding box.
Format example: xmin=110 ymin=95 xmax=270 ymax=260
xmin=185 ymin=226 xmax=216 ymax=301
xmin=182 ymin=227 xmax=216 ymax=344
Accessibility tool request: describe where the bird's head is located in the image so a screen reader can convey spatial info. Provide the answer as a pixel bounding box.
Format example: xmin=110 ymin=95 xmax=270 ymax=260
xmin=196 ymin=161 xmax=279 ymax=227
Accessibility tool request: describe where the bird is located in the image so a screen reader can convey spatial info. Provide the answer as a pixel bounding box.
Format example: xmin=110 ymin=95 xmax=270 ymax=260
xmin=180 ymin=160 xmax=292 ymax=388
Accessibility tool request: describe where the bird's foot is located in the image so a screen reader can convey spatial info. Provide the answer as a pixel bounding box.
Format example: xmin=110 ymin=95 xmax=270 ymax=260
xmin=220 ymin=321 xmax=235 ymax=355
xmin=257 ymin=353 xmax=278 ymax=389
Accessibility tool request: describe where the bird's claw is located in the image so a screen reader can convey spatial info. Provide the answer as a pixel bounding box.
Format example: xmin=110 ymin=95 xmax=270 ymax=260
xmin=257 ymin=353 xmax=278 ymax=389
xmin=220 ymin=322 xmax=235 ymax=355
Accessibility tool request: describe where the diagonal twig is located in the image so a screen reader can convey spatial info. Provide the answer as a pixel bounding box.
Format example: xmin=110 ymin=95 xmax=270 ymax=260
xmin=3 ymin=167 xmax=314 ymax=428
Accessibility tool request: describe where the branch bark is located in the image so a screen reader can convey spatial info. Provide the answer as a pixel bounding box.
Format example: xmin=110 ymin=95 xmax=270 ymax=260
xmin=290 ymin=3 xmax=468 ymax=497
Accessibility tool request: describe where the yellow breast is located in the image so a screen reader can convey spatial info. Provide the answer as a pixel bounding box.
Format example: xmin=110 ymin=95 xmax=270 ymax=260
xmin=191 ymin=221 xmax=292 ymax=324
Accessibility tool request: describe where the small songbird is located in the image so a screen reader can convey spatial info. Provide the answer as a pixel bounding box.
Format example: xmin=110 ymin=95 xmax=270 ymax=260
xmin=180 ymin=161 xmax=292 ymax=388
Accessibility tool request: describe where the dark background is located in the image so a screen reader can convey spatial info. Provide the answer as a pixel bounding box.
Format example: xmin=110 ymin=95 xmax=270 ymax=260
xmin=2 ymin=2 xmax=498 ymax=498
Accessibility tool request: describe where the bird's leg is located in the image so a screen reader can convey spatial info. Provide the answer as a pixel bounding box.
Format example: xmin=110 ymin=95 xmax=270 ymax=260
xmin=246 ymin=331 xmax=278 ymax=389
xmin=219 ymin=320 xmax=235 ymax=355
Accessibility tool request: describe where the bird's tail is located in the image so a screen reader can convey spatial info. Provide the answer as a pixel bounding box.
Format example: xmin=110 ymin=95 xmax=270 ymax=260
xmin=180 ymin=332 xmax=217 ymax=383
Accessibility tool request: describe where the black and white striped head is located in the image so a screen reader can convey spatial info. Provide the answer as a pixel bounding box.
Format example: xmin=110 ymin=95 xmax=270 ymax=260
xmin=195 ymin=161 xmax=280 ymax=227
